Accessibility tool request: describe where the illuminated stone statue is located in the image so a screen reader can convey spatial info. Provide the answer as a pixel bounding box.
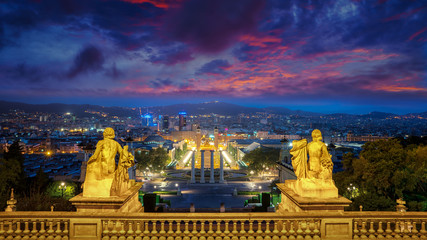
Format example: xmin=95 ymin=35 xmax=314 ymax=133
xmin=289 ymin=129 xmax=337 ymax=198
xmin=83 ymin=128 xmax=135 ymax=197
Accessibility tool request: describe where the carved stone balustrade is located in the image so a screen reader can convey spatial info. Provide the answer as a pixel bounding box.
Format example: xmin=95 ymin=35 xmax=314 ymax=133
xmin=0 ymin=211 xmax=426 ymax=240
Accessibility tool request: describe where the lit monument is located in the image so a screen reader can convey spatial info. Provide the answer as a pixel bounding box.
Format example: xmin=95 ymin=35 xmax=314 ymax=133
xmin=189 ymin=127 xmax=226 ymax=184
xmin=276 ymin=129 xmax=351 ymax=212
xmin=70 ymin=128 xmax=143 ymax=212
xmin=196 ymin=126 xmax=201 ymax=151
xmin=288 ymin=129 xmax=337 ymax=198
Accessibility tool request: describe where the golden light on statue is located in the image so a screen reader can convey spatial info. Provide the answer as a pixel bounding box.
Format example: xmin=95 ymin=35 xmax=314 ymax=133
xmin=70 ymin=127 xmax=143 ymax=212
xmin=276 ymin=129 xmax=352 ymax=212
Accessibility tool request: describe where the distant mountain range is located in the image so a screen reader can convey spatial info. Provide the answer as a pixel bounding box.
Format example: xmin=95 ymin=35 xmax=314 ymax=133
xmin=0 ymin=100 xmax=136 ymax=117
xmin=147 ymin=101 xmax=320 ymax=116
xmin=0 ymin=100 xmax=426 ymax=119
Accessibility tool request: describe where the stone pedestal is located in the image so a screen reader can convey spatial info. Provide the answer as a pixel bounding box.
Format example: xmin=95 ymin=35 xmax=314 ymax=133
xmin=70 ymin=182 xmax=143 ymax=213
xmin=200 ymin=150 xmax=205 ymax=183
xmin=287 ymin=178 xmax=338 ymax=198
xmin=276 ymin=181 xmax=351 ymax=212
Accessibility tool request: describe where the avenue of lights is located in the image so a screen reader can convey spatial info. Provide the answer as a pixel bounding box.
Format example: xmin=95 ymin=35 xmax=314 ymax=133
xmin=182 ymin=151 xmax=193 ymax=165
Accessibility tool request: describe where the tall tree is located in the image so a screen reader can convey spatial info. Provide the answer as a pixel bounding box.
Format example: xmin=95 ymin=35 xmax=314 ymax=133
xmin=243 ymin=148 xmax=279 ymax=174
xmin=333 ymin=139 xmax=427 ymax=211
xmin=136 ymin=148 xmax=170 ymax=172
xmin=0 ymin=141 xmax=26 ymax=209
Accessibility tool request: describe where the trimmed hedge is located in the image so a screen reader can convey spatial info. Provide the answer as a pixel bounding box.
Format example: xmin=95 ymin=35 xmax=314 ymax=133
xmin=237 ymin=191 xmax=261 ymax=195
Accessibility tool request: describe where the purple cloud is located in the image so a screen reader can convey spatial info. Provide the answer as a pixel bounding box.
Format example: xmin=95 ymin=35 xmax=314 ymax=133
xmin=164 ymin=0 xmax=266 ymax=53
xmin=67 ymin=45 xmax=104 ymax=78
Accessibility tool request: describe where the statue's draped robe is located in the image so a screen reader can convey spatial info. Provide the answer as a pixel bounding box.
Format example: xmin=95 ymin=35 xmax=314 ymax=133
xmin=110 ymin=146 xmax=134 ymax=196
xmin=289 ymin=139 xmax=308 ymax=179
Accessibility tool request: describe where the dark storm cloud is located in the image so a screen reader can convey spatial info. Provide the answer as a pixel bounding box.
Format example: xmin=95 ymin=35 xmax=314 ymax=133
xmin=165 ymin=0 xmax=266 ymax=53
xmin=67 ymin=45 xmax=104 ymax=78
xmin=1 ymin=6 xmax=38 ymax=29
xmin=0 ymin=0 xmax=164 ymax=50
xmin=196 ymin=59 xmax=231 ymax=75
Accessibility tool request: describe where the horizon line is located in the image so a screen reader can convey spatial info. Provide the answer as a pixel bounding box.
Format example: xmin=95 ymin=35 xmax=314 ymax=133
xmin=0 ymin=99 xmax=425 ymax=116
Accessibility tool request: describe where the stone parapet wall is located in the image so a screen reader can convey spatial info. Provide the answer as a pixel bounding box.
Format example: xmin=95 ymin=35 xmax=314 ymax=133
xmin=0 ymin=211 xmax=426 ymax=239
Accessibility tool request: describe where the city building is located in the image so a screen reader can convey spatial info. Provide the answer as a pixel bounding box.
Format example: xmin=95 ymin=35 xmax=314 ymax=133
xmin=162 ymin=115 xmax=169 ymax=132
xmin=142 ymin=113 xmax=154 ymax=127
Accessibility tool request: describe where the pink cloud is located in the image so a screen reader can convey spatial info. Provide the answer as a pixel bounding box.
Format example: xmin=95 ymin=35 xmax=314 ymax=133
xmin=408 ymin=26 xmax=427 ymax=41
xmin=239 ymin=34 xmax=282 ymax=48
xmin=383 ymin=7 xmax=426 ymax=22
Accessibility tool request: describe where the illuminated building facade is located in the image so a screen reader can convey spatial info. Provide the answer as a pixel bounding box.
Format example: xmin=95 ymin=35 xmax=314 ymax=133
xmin=142 ymin=113 xmax=154 ymax=127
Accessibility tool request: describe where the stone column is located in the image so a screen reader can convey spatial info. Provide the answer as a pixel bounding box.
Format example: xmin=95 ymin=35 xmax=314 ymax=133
xmin=209 ymin=150 xmax=215 ymax=183
xmin=190 ymin=151 xmax=196 ymax=183
xmin=219 ymin=151 xmax=225 ymax=183
xmin=200 ymin=150 xmax=205 ymax=183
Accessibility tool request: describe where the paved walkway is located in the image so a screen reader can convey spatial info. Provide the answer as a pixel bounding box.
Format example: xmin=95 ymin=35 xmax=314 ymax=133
xmin=140 ymin=179 xmax=272 ymax=208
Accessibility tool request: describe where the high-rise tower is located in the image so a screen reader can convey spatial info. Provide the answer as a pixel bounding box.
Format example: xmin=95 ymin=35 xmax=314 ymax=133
xmin=162 ymin=115 xmax=169 ymax=132
xmin=179 ymin=111 xmax=187 ymax=131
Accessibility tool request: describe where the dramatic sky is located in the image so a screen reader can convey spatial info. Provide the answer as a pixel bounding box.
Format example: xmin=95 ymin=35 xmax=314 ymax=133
xmin=0 ymin=0 xmax=426 ymax=113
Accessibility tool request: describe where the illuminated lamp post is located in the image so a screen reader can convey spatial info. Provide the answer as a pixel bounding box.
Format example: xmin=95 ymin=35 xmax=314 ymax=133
xmin=59 ymin=182 xmax=66 ymax=198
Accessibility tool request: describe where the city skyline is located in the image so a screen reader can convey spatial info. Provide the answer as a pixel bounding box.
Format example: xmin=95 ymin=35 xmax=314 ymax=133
xmin=1 ymin=0 xmax=426 ymax=114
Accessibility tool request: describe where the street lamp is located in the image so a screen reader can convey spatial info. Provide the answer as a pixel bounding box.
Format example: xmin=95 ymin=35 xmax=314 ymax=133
xmin=58 ymin=182 xmax=66 ymax=198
